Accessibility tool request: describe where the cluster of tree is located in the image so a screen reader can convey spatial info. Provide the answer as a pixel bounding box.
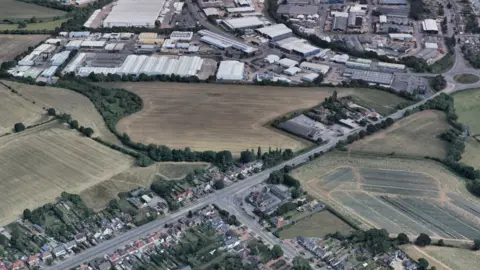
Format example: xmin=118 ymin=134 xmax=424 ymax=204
xmin=14 ymin=122 xmax=26 ymax=133
xmin=336 ymin=118 xmax=395 ymax=149
xmin=267 ymin=168 xmax=301 ymax=189
xmin=213 ymin=205 xmax=241 ymax=226
xmin=261 ymin=148 xmax=294 ymax=168
xmin=409 ymin=0 xmax=429 ymax=20
xmin=247 ymin=240 xmax=283 ymax=264
xmin=292 ymin=256 xmax=312 ymax=270
xmin=150 ymin=180 xmax=182 ymax=211
xmin=462 ymin=6 xmax=480 ymax=33
xmin=444 ymin=36 xmax=456 ymax=54
xmin=429 ymin=75 xmax=447 ymax=92
xmin=274 ymin=202 xmax=298 ymax=216
xmin=240 ymin=147 xmax=261 ymax=163
xmin=84 ymin=72 xmax=202 ymax=84
xmin=461 ymin=44 xmax=480 ymax=68
xmin=348 ymin=228 xmax=392 ymax=256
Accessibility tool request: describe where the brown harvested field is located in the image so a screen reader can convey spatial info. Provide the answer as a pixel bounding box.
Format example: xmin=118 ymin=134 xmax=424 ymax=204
xmin=0 ymin=122 xmax=132 ymax=224
xmin=349 ymin=110 xmax=449 ymax=158
xmin=81 ymin=162 xmax=208 ymax=210
xmin=0 ymin=83 xmax=47 ymax=134
xmin=292 ymin=152 xmax=480 ymax=238
xmin=1 ymin=80 xmax=118 ymax=143
xmin=401 ymin=245 xmax=480 ymax=270
xmin=113 ymin=82 xmax=406 ymax=154
xmin=0 ymin=35 xmax=48 ymax=63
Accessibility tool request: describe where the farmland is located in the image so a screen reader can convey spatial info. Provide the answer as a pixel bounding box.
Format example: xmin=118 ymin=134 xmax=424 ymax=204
xmin=0 ymin=122 xmax=132 ymax=224
xmin=402 ymin=245 xmax=480 ymax=270
xmin=453 ymin=89 xmax=480 ymax=167
xmin=81 ymin=162 xmax=208 ymax=210
xmin=293 ymin=152 xmax=480 ymax=239
xmin=0 ymin=18 xmax=69 ymax=31
xmin=112 ymin=82 xmax=406 ymax=154
xmin=2 ymin=81 xmax=118 ymax=143
xmin=0 ymin=83 xmax=46 ymax=134
xmin=0 ymin=34 xmax=48 ymax=63
xmin=278 ymin=210 xmax=353 ymax=239
xmin=349 ymin=110 xmax=449 ymax=158
xmin=0 ymin=0 xmax=66 ymax=20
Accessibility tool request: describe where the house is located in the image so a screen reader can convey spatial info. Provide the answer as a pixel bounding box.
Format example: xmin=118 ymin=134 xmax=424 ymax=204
xmin=41 ymin=251 xmax=52 ymax=261
xmin=75 ymin=233 xmax=87 ymax=243
xmin=26 ymin=255 xmax=40 ymax=266
xmin=270 ymin=216 xmax=288 ymax=228
xmin=53 ymin=245 xmax=66 ymax=257
xmin=224 ymin=236 xmax=240 ymax=249
xmin=134 ymin=240 xmax=146 ymax=251
xmin=108 ymin=253 xmax=121 ymax=263
xmin=11 ymin=261 xmax=24 ymax=270
xmin=64 ymin=240 xmax=77 ymax=251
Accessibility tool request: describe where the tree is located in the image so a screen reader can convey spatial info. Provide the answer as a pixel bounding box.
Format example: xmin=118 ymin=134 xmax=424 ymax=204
xmin=14 ymin=122 xmax=25 ymax=132
xmin=437 ymin=239 xmax=444 ymax=246
xmin=47 ymin=108 xmax=56 ymax=116
xmin=430 ymin=75 xmax=447 ymax=92
xmin=257 ymin=146 xmax=262 ymax=160
xmin=187 ymin=210 xmax=193 ymax=218
xmin=240 ymin=150 xmax=255 ymax=163
xmin=415 ymin=233 xmax=432 ymax=247
xmin=472 ymin=239 xmax=480 ymax=250
xmin=396 ymin=233 xmax=410 ymax=245
xmin=292 ymin=256 xmax=312 ymax=270
xmin=23 ymin=209 xmax=32 ymax=221
xmin=83 ymin=127 xmax=94 ymax=137
xmin=69 ymin=120 xmax=79 ymax=129
xmin=418 ymin=258 xmax=429 ymax=270
xmin=214 ymin=180 xmax=225 ymax=190
xmin=18 ymin=21 xmax=27 ymax=29
xmin=271 ymin=245 xmax=283 ymax=259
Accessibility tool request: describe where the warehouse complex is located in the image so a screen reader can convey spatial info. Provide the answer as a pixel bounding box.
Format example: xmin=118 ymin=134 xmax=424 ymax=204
xmin=103 ymin=0 xmax=166 ymax=27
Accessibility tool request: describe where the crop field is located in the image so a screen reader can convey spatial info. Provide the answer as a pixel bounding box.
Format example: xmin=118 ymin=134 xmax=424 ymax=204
xmin=278 ymin=210 xmax=353 ymax=239
xmin=0 ymin=0 xmax=66 ymax=20
xmin=0 ymin=83 xmax=47 ymax=134
xmin=0 ymin=122 xmax=132 ymax=224
xmin=0 ymin=35 xmax=48 ymax=63
xmin=349 ymin=110 xmax=449 ymax=158
xmin=112 ymin=82 xmax=406 ymax=154
xmin=0 ymin=18 xmax=69 ymax=31
xmin=2 ymin=81 xmax=118 ymax=143
xmin=293 ymin=152 xmax=480 ymax=238
xmin=402 ymin=245 xmax=480 ymax=270
xmin=81 ymin=162 xmax=207 ymax=210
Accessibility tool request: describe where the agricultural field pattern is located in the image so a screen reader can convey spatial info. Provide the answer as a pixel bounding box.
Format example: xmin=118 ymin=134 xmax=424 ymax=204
xmin=296 ymin=158 xmax=480 ymax=240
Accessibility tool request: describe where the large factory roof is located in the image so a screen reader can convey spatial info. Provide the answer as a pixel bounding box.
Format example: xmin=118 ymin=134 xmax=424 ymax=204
xmin=275 ymin=37 xmax=320 ymax=56
xmin=63 ymin=53 xmax=86 ymax=74
xmin=51 ymin=51 xmax=71 ymax=66
xmin=216 ymin=60 xmax=245 ymax=80
xmin=103 ymin=0 xmax=166 ymax=27
xmin=222 ymin=17 xmax=266 ymax=29
xmin=198 ymin=30 xmax=257 ymax=53
xmin=276 ymin=4 xmax=319 ymax=15
xmin=40 ymin=66 xmax=58 ymax=78
xmin=344 ymin=69 xmax=394 ymax=85
xmin=422 ymin=19 xmax=438 ymax=32
xmin=170 ymin=31 xmax=194 ymax=41
xmin=379 ymin=0 xmax=408 ymax=5
xmin=255 ymin=24 xmax=292 ymax=39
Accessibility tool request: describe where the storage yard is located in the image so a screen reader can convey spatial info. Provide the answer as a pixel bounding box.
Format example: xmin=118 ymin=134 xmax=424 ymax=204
xmin=294 ymin=152 xmax=480 ymax=238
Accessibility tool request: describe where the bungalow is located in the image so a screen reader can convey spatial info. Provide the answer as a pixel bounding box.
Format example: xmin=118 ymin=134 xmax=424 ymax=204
xmin=64 ymin=240 xmax=77 ymax=251
xmin=53 ymin=245 xmax=66 ymax=257
xmin=26 ymin=255 xmax=40 ymax=266
xmin=41 ymin=251 xmax=52 ymax=261
xmin=11 ymin=261 xmax=24 ymax=270
xmin=75 ymin=233 xmax=87 ymax=243
xmin=224 ymin=236 xmax=240 ymax=249
xmin=270 ymin=216 xmax=288 ymax=228
xmin=134 ymin=240 xmax=146 ymax=251
xmin=108 ymin=253 xmax=121 ymax=263
xmin=146 ymin=236 xmax=156 ymax=247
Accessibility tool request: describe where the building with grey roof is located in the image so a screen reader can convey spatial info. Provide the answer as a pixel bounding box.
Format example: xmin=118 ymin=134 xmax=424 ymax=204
xmin=348 ymin=12 xmax=363 ymax=28
xmin=286 ymin=0 xmax=312 ymax=4
xmin=333 ymin=16 xmax=348 ymax=31
xmin=379 ymin=0 xmax=408 ymax=4
xmin=276 ymin=4 xmax=319 ymax=16
xmin=378 ymin=23 xmax=413 ymax=33
xmin=277 ymin=114 xmax=323 ymax=141
xmin=377 ymin=7 xmax=409 ymax=18
xmin=344 ymin=69 xmax=394 ymax=86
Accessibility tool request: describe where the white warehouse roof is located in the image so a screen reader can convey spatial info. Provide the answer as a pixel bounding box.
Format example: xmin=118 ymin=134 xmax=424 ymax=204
xmin=256 ymin=24 xmax=292 ymax=39
xmin=216 ymin=60 xmax=245 ymax=80
xmin=301 ymin=73 xmax=319 ymax=82
xmin=226 ymin=7 xmax=255 ymax=13
xmin=299 ymin=62 xmax=330 ymax=74
xmin=277 ymin=58 xmax=299 ymax=68
xmin=422 ymin=19 xmax=438 ymax=32
xmin=51 ymin=51 xmax=71 ymax=66
xmin=103 ymin=0 xmax=166 ymax=28
xmin=425 ymin=42 xmax=438 ymax=49
xmin=388 ymin=33 xmax=413 ymax=39
xmin=40 ymin=66 xmax=58 ymax=78
xmin=284 ymin=66 xmax=301 ymax=76
xmin=223 ymin=17 xmax=266 ymax=29
xmin=198 ymin=30 xmax=257 ymax=53
xmin=170 ymin=31 xmax=194 ymax=41
xmin=264 ymin=54 xmax=280 ymax=64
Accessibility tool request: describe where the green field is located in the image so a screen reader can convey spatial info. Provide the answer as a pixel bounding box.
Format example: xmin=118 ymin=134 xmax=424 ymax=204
xmin=278 ymin=210 xmax=353 ymax=239
xmin=0 ymin=18 xmax=69 ymax=31
xmin=454 ymin=74 xmax=480 ymax=84
xmin=454 ymin=89 xmax=480 ymax=135
xmin=0 ymin=0 xmax=66 ymax=20
xmin=157 ymin=162 xmax=209 ymax=179
xmin=347 ymin=89 xmax=407 ymax=115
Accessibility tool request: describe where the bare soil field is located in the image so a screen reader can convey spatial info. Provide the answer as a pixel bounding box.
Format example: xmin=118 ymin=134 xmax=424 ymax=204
xmin=81 ymin=162 xmax=208 ymax=210
xmin=0 ymin=83 xmax=47 ymax=134
xmin=278 ymin=210 xmax=353 ymax=239
xmin=0 ymin=0 xmax=66 ymax=20
xmin=0 ymin=35 xmax=48 ymax=63
xmin=292 ymin=152 xmax=480 ymax=239
xmin=1 ymin=81 xmax=118 ymax=143
xmin=0 ymin=122 xmax=132 ymax=224
xmin=402 ymin=245 xmax=480 ymax=270
xmin=349 ymin=110 xmax=449 ymax=158
xmin=112 ymin=82 xmax=406 ymax=154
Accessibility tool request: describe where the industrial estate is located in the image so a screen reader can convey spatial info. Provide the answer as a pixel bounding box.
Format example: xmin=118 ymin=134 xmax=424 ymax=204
xmin=0 ymin=0 xmax=480 ymax=270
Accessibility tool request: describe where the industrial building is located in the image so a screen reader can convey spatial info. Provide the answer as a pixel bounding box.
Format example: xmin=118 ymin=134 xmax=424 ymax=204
xmin=379 ymin=0 xmax=408 ymax=5
xmin=331 ymin=54 xmax=349 ymax=63
xmin=344 ymin=69 xmax=394 ymax=86
xmin=284 ymin=66 xmax=301 ymax=76
xmin=81 ymin=40 xmax=106 ymax=48
xmin=346 ymin=61 xmax=371 ymax=69
xmin=301 ymin=73 xmax=319 ymax=82
xmin=378 ymin=23 xmax=413 ymax=34
xmin=276 ymin=5 xmax=319 ymax=16
xmin=222 ymin=17 xmax=266 ymax=30
xmin=198 ymin=30 xmax=257 ymax=53
xmin=40 ymin=66 xmax=58 ymax=79
xmin=63 ymin=53 xmax=86 ymax=74
xmin=422 ymin=19 xmax=438 ymax=33
xmin=203 ymin=8 xmax=220 ymax=17
xmin=264 ymin=54 xmax=280 ymax=64
xmin=65 ymin=40 xmax=83 ymax=50
xmin=18 ymin=44 xmax=56 ymax=66
xmin=378 ymin=62 xmax=405 ymax=71
xmin=69 ymin=31 xmax=90 ymax=38
xmin=299 ymin=62 xmax=330 ymax=74
xmin=216 ymin=60 xmax=245 ymax=81
xmin=255 ymin=24 xmax=293 ymax=41
xmin=389 ymin=33 xmax=413 ymax=41
xmin=170 ymin=31 xmax=194 ymax=41
xmin=333 ymin=16 xmax=348 ymax=32
xmin=103 ymin=0 xmax=166 ymax=27
xmin=278 ymin=115 xmax=323 ymax=142
xmin=348 ymin=12 xmax=363 ymax=28
xmin=275 ymin=37 xmax=320 ymax=56
xmin=227 ymin=7 xmax=255 ymax=13
xmin=84 ymin=9 xmax=101 ymax=28
xmin=277 ymin=58 xmax=298 ymax=68
xmin=51 ymin=51 xmax=71 ymax=66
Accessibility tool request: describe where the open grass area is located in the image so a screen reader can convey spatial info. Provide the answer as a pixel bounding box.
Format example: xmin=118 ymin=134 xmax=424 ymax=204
xmin=0 ymin=18 xmax=69 ymax=31
xmin=292 ymin=152 xmax=480 ymax=238
xmin=278 ymin=210 xmax=353 ymax=239
xmin=453 ymin=89 xmax=480 ymax=167
xmin=454 ymin=74 xmax=480 ymax=84
xmin=0 ymin=83 xmax=47 ymax=134
xmin=349 ymin=110 xmax=449 ymax=158
xmin=2 ymin=80 xmax=118 ymax=143
xmin=0 ymin=0 xmax=66 ymax=20
xmin=429 ymin=53 xmax=455 ymax=74
xmin=0 ymin=122 xmax=132 ymax=225
xmin=0 ymin=34 xmax=48 ymax=63
xmin=80 ymin=162 xmax=208 ymax=210
xmin=112 ymin=82 xmax=406 ymax=154
xmin=402 ymin=245 xmax=480 ymax=270
xmin=462 ymin=138 xmax=480 ymax=168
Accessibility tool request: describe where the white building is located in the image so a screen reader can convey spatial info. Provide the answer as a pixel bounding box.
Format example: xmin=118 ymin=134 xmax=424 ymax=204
xmin=284 ymin=66 xmax=301 ymax=76
xmin=264 ymin=54 xmax=280 ymax=64
xmin=170 ymin=31 xmax=194 ymax=41
xmin=301 ymin=73 xmax=319 ymax=82
xmin=65 ymin=40 xmax=83 ymax=50
xmin=422 ymin=19 xmax=438 ymax=32
xmin=51 ymin=51 xmax=71 ymax=66
xmin=299 ymin=62 xmax=330 ymax=74
xmin=222 ymin=17 xmax=266 ymax=30
xmin=277 ymin=58 xmax=299 ymax=68
xmin=103 ymin=0 xmax=166 ymax=28
xmin=216 ymin=60 xmax=245 ymax=80
xmin=198 ymin=30 xmax=257 ymax=53
xmin=255 ymin=24 xmax=293 ymax=41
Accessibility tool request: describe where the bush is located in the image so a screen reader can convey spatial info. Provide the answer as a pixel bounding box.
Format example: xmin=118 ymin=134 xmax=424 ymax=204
xmin=415 ymin=233 xmax=431 ymax=247
xmin=14 ymin=122 xmax=25 ymax=132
